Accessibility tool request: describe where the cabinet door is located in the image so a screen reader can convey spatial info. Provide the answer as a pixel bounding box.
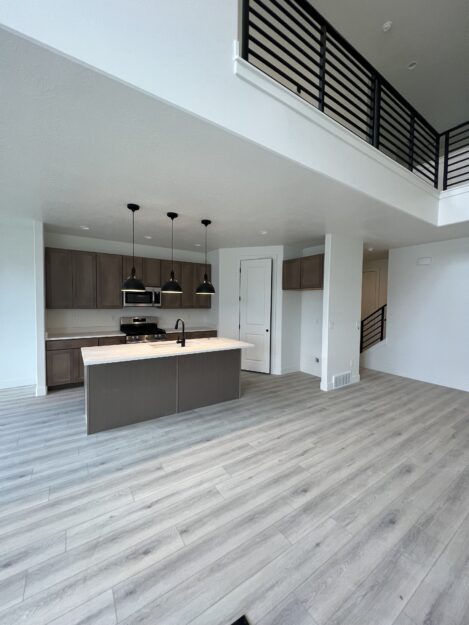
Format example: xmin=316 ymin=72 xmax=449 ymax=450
xmin=122 ymin=255 xmax=143 ymax=282
xmin=181 ymin=262 xmax=195 ymax=308
xmin=193 ymin=263 xmax=212 ymax=309
xmin=97 ymin=253 xmax=123 ymax=308
xmin=142 ymin=258 xmax=161 ymax=287
xmin=46 ymin=349 xmax=75 ymax=387
xmin=282 ymin=258 xmax=301 ymax=290
xmin=160 ymin=260 xmax=182 ymax=308
xmin=301 ymin=254 xmax=324 ymax=289
xmin=45 ymin=248 xmax=73 ymax=309
xmin=72 ymin=250 xmax=96 ymax=308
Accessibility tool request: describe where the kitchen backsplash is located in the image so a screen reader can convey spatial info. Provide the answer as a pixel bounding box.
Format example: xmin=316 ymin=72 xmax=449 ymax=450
xmin=46 ymin=307 xmax=217 ymax=331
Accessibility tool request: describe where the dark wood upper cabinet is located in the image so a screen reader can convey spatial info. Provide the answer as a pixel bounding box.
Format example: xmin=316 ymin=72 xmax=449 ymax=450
xmin=282 ymin=254 xmax=324 ymax=290
xmin=122 ymin=256 xmax=143 ymax=283
xmin=142 ymin=258 xmax=161 ymax=287
xmin=45 ymin=248 xmax=73 ymax=308
xmin=282 ymin=258 xmax=301 ymax=290
xmin=193 ymin=263 xmax=212 ymax=308
xmin=97 ymin=253 xmax=123 ymax=308
xmin=46 ymin=246 xmax=211 ymax=310
xmin=181 ymin=262 xmax=196 ymax=308
xmin=72 ymin=250 xmax=96 ymax=308
xmin=160 ymin=260 xmax=182 ymax=309
xmin=301 ymin=254 xmax=324 ymax=289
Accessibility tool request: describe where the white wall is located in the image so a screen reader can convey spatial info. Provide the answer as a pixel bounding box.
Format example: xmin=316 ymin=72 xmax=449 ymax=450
xmin=217 ymin=246 xmax=284 ymax=375
xmin=321 ymin=234 xmax=363 ymax=391
xmin=281 ymin=291 xmax=301 ymax=374
xmin=45 ymin=232 xmax=218 ymax=331
xmin=362 ymin=237 xmax=469 ymax=392
xmin=300 ymin=291 xmax=323 ymax=377
xmin=0 ymin=0 xmax=442 ymax=225
xmin=0 ymin=217 xmax=45 ymax=391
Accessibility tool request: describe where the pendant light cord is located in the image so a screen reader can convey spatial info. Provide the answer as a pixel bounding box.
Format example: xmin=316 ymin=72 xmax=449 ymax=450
xmin=132 ymin=210 xmax=135 ymax=273
xmin=171 ymin=218 xmax=174 ymax=274
xmin=205 ymin=225 xmax=208 ymax=275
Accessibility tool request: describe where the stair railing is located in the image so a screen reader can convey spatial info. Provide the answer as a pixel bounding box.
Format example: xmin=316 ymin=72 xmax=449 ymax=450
xmin=360 ymin=304 xmax=387 ymax=353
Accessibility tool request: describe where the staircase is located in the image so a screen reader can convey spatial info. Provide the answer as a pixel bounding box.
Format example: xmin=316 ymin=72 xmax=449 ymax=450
xmin=360 ymin=305 xmax=387 ymax=352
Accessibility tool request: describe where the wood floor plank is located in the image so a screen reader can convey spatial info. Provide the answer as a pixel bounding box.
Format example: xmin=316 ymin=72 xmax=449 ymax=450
xmin=0 ymin=370 xmax=467 ymax=625
xmin=257 ymin=595 xmax=319 ymax=625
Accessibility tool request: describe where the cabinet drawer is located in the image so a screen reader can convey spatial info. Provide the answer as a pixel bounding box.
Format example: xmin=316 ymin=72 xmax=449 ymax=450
xmin=187 ymin=331 xmax=218 ymax=339
xmin=46 ymin=338 xmax=99 ymax=351
xmin=98 ymin=336 xmax=126 ymax=346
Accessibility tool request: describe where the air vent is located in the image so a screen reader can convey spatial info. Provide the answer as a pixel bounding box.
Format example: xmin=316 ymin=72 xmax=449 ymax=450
xmin=333 ymin=371 xmax=352 ymax=389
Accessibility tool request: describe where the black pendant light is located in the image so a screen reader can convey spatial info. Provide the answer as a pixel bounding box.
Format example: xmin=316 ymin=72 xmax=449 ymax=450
xmin=122 ymin=204 xmax=146 ymax=292
xmin=196 ymin=219 xmax=216 ymax=295
xmin=161 ymin=212 xmax=183 ymax=293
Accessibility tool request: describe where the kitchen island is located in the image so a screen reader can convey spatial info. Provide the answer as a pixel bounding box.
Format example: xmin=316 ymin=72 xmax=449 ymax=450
xmin=82 ymin=338 xmax=252 ymax=434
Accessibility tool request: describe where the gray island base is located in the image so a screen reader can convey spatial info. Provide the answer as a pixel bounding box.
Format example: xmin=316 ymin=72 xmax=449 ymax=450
xmin=82 ymin=338 xmax=252 ymax=434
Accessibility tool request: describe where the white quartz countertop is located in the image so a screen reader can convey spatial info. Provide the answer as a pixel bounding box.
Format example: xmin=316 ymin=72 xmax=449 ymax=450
xmin=82 ymin=337 xmax=253 ymax=366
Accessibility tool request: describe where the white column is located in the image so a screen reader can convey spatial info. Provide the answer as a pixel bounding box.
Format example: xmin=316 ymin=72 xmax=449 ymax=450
xmin=321 ymin=233 xmax=363 ymax=391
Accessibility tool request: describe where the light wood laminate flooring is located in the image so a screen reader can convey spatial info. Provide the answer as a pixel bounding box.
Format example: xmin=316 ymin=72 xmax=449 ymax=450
xmin=0 ymin=369 xmax=468 ymax=625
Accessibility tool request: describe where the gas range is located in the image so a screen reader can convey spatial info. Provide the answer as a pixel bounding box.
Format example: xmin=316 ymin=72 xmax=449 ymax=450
xmin=120 ymin=316 xmax=167 ymax=344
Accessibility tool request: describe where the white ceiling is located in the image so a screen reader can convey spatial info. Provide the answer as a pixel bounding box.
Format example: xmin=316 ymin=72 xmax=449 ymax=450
xmin=1 ymin=26 xmax=469 ymax=255
xmin=311 ymin=0 xmax=469 ymax=131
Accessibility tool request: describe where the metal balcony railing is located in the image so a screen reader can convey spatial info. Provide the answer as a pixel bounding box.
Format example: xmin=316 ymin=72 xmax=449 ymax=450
xmin=241 ymin=0 xmax=468 ymax=191
xmin=442 ymin=121 xmax=469 ymax=190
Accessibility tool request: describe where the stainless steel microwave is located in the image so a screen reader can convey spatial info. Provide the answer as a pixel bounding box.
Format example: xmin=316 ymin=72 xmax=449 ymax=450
xmin=123 ymin=286 xmax=161 ymax=308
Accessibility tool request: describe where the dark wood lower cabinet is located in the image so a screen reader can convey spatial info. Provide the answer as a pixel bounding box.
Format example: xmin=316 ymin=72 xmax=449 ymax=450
xmin=46 ymin=349 xmax=76 ymax=387
xmin=46 ymin=338 xmax=99 ymax=388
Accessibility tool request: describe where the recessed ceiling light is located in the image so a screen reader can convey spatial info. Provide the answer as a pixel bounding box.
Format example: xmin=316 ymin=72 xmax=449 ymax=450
xmin=260 ymin=230 xmax=268 ymax=235
xmin=382 ymin=21 xmax=392 ymax=32
xmin=79 ymin=225 xmax=90 ymax=230
xmin=143 ymin=235 xmax=152 ymax=239
xmin=407 ymin=61 xmax=417 ymax=71
xmin=194 ymin=243 xmax=201 ymax=247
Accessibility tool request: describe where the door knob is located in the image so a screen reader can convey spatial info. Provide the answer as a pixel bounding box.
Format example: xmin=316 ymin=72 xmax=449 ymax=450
xmin=266 ymin=329 xmax=269 ymax=332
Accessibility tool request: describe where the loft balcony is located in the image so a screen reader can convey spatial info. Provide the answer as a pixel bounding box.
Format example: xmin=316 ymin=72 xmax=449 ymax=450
xmin=240 ymin=0 xmax=469 ymax=192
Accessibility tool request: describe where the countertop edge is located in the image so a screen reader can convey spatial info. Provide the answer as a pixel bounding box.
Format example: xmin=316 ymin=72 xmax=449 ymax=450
xmin=82 ymin=339 xmax=252 ymax=366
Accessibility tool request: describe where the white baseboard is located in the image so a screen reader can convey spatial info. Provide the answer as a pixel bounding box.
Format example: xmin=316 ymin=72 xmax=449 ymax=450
xmin=0 ymin=378 xmax=36 ymax=390
xmin=36 ymin=384 xmax=48 ymax=397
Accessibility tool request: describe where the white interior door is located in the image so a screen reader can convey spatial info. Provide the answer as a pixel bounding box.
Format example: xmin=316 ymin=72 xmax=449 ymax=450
xmin=239 ymin=258 xmax=272 ymax=373
xmin=361 ymin=269 xmax=379 ymax=319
